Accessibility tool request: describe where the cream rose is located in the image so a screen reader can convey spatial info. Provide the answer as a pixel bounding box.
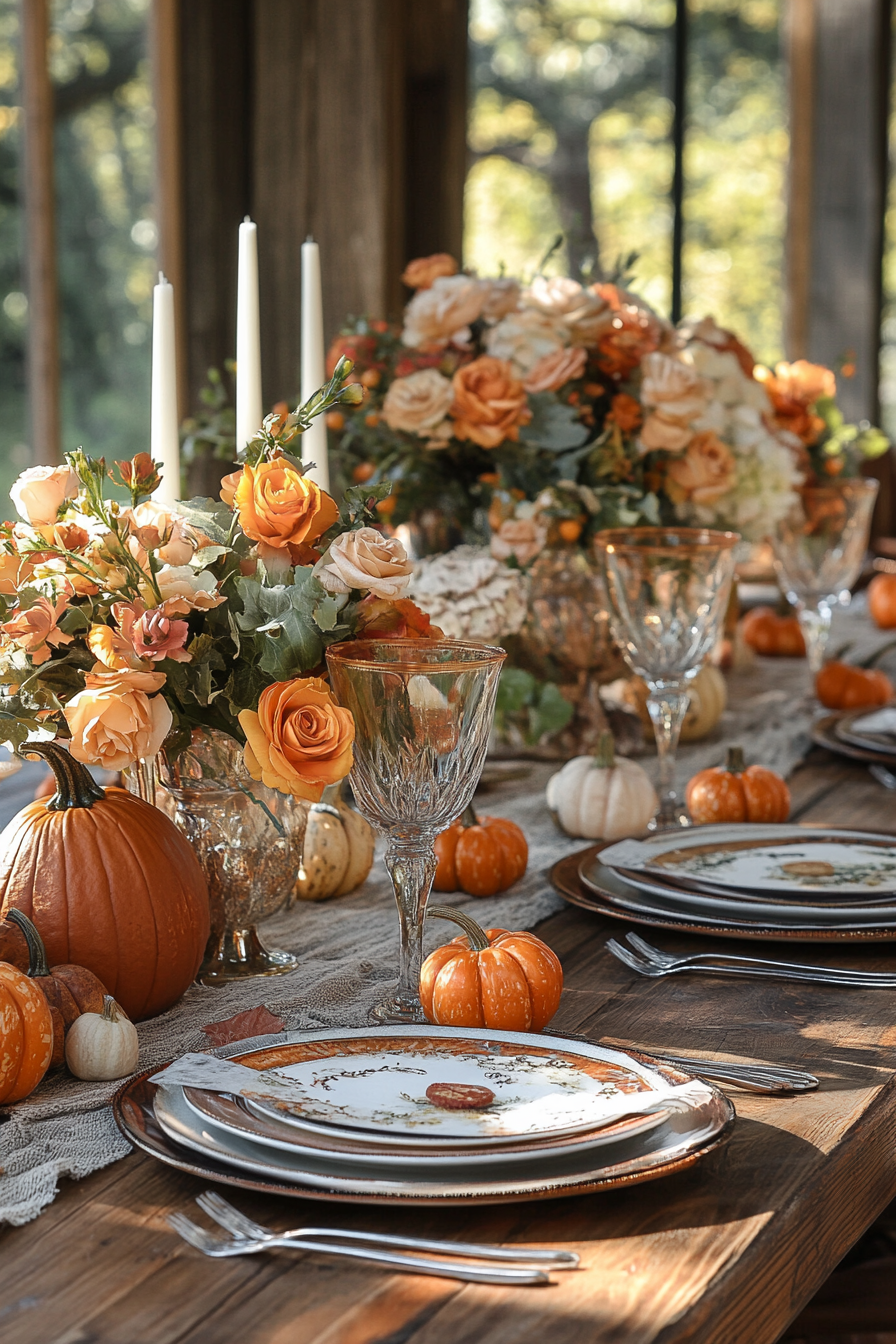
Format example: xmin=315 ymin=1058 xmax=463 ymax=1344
xmin=480 ymin=277 xmax=522 ymax=322
xmin=638 ymin=413 xmax=694 ymax=454
xmin=490 ymin=517 xmax=548 ymax=568
xmin=129 ymin=500 xmax=202 ymax=566
xmin=10 ymin=465 xmax=78 ymax=527
xmin=401 ymin=274 xmax=486 ymax=349
xmin=523 ymin=276 xmax=612 ymax=345
xmin=524 ymin=346 xmax=587 ymax=393
xmin=153 ymin=565 xmax=224 ymax=612
xmin=320 ymin=528 xmax=413 ymax=599
xmin=65 ymin=674 xmax=172 ymax=771
xmin=483 ymin=310 xmax=564 ymax=376
xmin=640 ymin=352 xmax=709 ymax=419
xmin=381 ymin=369 xmax=454 ymax=435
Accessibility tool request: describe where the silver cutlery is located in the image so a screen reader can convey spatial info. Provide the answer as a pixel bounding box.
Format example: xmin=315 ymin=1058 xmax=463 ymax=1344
xmin=196 ymin=1190 xmax=578 ymax=1269
xmin=167 ymin=1211 xmax=555 ymax=1285
xmin=868 ymin=763 xmax=896 ymax=789
xmin=544 ymin=1027 xmax=817 ymax=1094
xmin=610 ymin=931 xmax=896 ymax=990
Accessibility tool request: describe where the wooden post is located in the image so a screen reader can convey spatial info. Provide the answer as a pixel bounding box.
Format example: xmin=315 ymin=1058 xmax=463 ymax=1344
xmin=149 ymin=0 xmax=187 ymax=420
xmin=785 ymin=0 xmax=815 ymax=361
xmin=18 ymin=0 xmax=60 ymax=466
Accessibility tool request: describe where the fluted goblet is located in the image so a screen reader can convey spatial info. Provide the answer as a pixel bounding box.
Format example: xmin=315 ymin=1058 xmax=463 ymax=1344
xmin=326 ymin=638 xmax=506 ymax=1024
xmin=595 ymin=527 xmax=739 ymax=829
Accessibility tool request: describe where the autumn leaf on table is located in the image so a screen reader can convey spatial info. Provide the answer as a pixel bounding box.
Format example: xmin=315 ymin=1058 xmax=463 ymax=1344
xmin=202 ymin=1005 xmax=286 ymax=1048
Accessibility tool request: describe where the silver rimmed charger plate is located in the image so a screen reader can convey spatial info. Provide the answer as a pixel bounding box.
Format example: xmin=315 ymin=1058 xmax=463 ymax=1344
xmin=835 ymin=707 xmax=896 ymax=753
xmin=812 ymin=712 xmax=896 ymax=768
xmin=228 ymin=1027 xmax=678 ymax=1148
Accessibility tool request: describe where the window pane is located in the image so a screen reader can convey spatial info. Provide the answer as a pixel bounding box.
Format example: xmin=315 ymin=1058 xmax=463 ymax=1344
xmin=683 ymin=0 xmax=787 ymax=362
xmin=0 ymin=0 xmax=27 ymax=503
xmin=880 ymin=4 xmax=896 ymax=441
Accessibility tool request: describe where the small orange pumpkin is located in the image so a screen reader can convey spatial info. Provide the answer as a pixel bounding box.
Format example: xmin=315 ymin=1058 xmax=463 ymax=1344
xmin=6 ymin=909 xmax=107 ymax=1068
xmin=686 ymin=746 xmax=791 ymax=825
xmin=868 ymin=572 xmax=896 ymax=630
xmin=0 ymin=961 xmax=54 ymax=1103
xmin=741 ymin=606 xmax=806 ymax=657
xmin=815 ymin=660 xmax=894 ymax=710
xmin=420 ymin=905 xmax=562 ymax=1032
xmin=433 ymin=804 xmax=528 ymax=898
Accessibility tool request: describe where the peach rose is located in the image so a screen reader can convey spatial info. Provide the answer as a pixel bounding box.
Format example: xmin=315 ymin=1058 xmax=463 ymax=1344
xmin=451 ymin=356 xmax=532 ymax=449
xmin=320 ymin=527 xmax=413 ymax=600
xmin=0 ymin=548 xmax=33 ymax=595
xmin=666 ymin=431 xmax=737 ymax=505
xmin=639 ymin=413 xmax=693 ymax=454
xmin=220 ymin=470 xmax=243 ymax=507
xmin=10 ymin=465 xmax=78 ymax=527
xmin=381 ymin=369 xmax=454 ymax=435
xmin=401 ymin=254 xmax=458 ymax=289
xmin=490 ymin=516 xmax=548 ymax=568
xmin=88 ymin=623 xmax=147 ymax=672
xmin=2 ymin=594 xmax=73 ymax=665
xmin=401 ymin=274 xmax=486 ymax=349
xmin=153 ymin=565 xmax=225 ymax=612
xmin=524 ymin=346 xmax=587 ymax=393
xmin=688 ymin=316 xmax=757 ymax=377
xmin=641 ymin=352 xmax=708 ymax=419
xmin=128 ymin=500 xmax=204 ymax=566
xmin=524 ymin=276 xmax=613 ymax=346
xmin=234 ymin=459 xmax=339 ymax=553
xmin=238 ymin=676 xmax=354 ymax=801
xmin=65 ymin=676 xmax=172 ymax=771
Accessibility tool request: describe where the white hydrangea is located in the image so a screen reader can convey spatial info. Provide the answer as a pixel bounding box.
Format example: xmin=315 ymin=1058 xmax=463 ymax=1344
xmin=407 ymin=546 xmax=529 ymax=643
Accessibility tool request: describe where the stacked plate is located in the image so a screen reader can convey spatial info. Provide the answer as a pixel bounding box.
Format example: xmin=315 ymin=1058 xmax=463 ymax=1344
xmin=114 ymin=1026 xmax=732 ymax=1205
xmin=573 ymin=823 xmax=896 ymax=941
xmin=813 ymin=706 xmax=896 ymax=767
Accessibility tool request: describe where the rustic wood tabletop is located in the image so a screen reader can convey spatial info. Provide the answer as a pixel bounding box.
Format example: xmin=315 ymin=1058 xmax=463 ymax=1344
xmin=1 ymin=751 xmax=895 ymax=1344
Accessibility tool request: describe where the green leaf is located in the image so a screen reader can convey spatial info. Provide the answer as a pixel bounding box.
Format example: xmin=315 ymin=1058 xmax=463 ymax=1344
xmin=313 ymin=595 xmax=342 ymax=632
xmin=521 ymin=394 xmax=589 ymax=452
xmin=496 ymin=667 xmax=536 ymax=716
xmin=175 ymin=497 xmax=235 ymax=546
xmin=223 ymin=659 xmax=270 ymax=718
xmin=528 ymin=682 xmax=574 ymax=742
xmin=235 ymin=569 xmax=325 ymax=680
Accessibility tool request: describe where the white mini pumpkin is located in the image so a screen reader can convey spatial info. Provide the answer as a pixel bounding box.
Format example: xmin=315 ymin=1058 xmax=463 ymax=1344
xmin=65 ymin=995 xmax=139 ymax=1081
xmin=546 ymin=732 xmax=658 ymax=840
xmin=292 ymin=781 xmax=376 ymax=902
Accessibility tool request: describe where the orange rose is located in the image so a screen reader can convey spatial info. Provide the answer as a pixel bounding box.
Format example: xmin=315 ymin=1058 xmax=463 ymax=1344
xmin=401 ymin=254 xmax=458 ymax=289
xmin=755 ymin=360 xmax=837 ymax=446
xmin=238 ymin=676 xmax=354 ymax=801
xmin=595 ymin=307 xmax=662 ymax=378
xmin=666 ymin=431 xmax=737 ymax=506
xmin=233 ymin=459 xmax=339 ymax=554
xmin=65 ymin=677 xmax=172 ymax=771
xmin=607 ymin=393 xmax=642 ymax=433
xmin=450 ymin=356 xmax=532 ymax=449
xmin=219 ymin=470 xmax=243 ymax=507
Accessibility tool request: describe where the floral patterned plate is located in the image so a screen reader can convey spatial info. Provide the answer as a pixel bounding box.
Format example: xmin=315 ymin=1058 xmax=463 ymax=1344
xmin=227 ymin=1027 xmax=677 ymax=1147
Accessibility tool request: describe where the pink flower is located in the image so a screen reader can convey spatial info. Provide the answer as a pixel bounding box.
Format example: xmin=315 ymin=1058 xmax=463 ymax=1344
xmin=114 ymin=601 xmax=191 ymax=663
xmin=523 ymin=346 xmax=588 ymax=393
xmin=1 ymin=594 xmax=73 ymax=665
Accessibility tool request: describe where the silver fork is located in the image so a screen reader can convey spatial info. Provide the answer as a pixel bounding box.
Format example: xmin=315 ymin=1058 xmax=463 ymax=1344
xmin=196 ymin=1190 xmax=578 ymax=1268
xmin=622 ymin=931 xmax=896 ymax=987
xmin=167 ymin=1211 xmax=553 ymax=1285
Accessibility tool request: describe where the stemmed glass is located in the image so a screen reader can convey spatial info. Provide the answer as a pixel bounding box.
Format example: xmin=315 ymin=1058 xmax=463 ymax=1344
xmin=595 ymin=527 xmax=739 ymax=829
xmin=326 ymin=638 xmax=506 ymax=1024
xmin=771 ymin=479 xmax=879 ymax=676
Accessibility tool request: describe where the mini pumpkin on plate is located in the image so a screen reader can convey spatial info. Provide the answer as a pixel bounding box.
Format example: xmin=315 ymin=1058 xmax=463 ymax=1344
xmin=686 ymin=746 xmax=790 ymax=825
xmin=433 ymin=804 xmax=528 ymax=898
xmin=420 ymin=906 xmax=562 ymax=1032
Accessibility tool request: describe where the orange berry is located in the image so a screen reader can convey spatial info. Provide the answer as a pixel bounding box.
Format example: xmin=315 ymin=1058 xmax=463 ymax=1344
xmin=360 ymin=368 xmax=381 ymax=388
xmin=584 ymin=382 xmax=603 ymax=397
xmin=558 ymin=519 xmax=583 ymax=543
xmin=376 ymin=494 xmax=397 ymax=516
xmin=326 ymin=411 xmax=345 ymax=431
xmin=353 ymin=461 xmax=376 ymax=483
xmin=823 ymin=457 xmax=844 ymax=476
xmin=365 ymin=412 xmax=380 ymax=428
xmin=478 ymin=472 xmax=500 ymax=486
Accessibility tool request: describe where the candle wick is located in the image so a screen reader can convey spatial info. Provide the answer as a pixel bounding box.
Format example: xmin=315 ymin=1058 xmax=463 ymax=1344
xmin=244 ymin=215 xmax=252 ymax=224
xmin=158 ymin=270 xmax=167 ymax=285
xmin=305 ymin=234 xmax=315 ymax=244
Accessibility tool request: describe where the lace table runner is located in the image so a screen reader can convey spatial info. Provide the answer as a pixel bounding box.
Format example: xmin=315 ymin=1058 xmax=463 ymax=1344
xmin=1 ymin=599 xmax=890 ymax=1226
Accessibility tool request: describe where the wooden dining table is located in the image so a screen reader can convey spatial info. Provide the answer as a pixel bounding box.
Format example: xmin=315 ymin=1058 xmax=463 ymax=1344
xmin=1 ymin=748 xmax=895 ymax=1344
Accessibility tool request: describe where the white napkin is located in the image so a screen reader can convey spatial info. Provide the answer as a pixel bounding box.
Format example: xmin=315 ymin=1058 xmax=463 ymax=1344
xmin=151 ymin=1053 xmax=309 ymax=1103
xmin=849 ymin=707 xmax=896 ymax=740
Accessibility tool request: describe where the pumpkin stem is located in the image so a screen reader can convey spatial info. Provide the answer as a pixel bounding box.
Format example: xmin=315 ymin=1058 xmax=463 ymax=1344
xmin=18 ymin=741 xmax=105 ymax=811
xmin=102 ymin=995 xmax=126 ymax=1023
xmin=460 ymin=802 xmax=479 ymax=829
xmin=6 ymin=908 xmax=50 ymax=977
xmin=427 ymin=904 xmax=491 ymax=952
xmin=725 ymin=745 xmax=746 ymax=774
xmin=592 ymin=729 xmax=616 ymax=769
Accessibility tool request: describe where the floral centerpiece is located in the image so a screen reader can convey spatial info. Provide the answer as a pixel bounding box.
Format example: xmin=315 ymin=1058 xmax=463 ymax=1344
xmin=0 ymin=358 xmax=436 ymax=801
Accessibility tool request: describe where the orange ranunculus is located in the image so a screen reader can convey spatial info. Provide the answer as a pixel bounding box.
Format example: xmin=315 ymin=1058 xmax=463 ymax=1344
xmin=450 ymin=356 xmax=532 ymax=449
xmin=355 ymin=597 xmax=444 ymax=641
xmin=666 ymin=431 xmax=737 ymax=506
xmin=401 ymin=254 xmax=459 ymax=289
xmin=233 ymin=459 xmax=339 ymax=553
xmin=755 ymin=360 xmax=837 ymax=446
xmin=606 ymin=393 xmax=642 ymax=433
xmin=238 ymin=676 xmax=354 ymax=802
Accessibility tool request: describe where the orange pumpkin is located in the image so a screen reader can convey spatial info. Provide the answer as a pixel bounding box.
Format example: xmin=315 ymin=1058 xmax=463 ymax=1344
xmin=420 ymin=905 xmax=562 ymax=1032
xmin=868 ymin=572 xmax=896 ymax=629
xmin=815 ymin=660 xmax=894 ymax=711
xmin=433 ymin=804 xmax=528 ymax=898
xmin=741 ymin=606 xmax=806 ymax=657
xmin=686 ymin=746 xmax=791 ymax=825
xmin=6 ymin=909 xmax=107 ymax=1068
xmin=0 ymin=961 xmax=54 ymax=1103
xmin=0 ymin=742 xmax=210 ymax=1022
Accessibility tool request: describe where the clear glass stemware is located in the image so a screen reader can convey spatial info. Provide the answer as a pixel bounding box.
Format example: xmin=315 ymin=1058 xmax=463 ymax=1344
xmin=771 ymin=479 xmax=879 ymax=676
xmin=595 ymin=527 xmax=739 ymax=829
xmin=326 ymin=638 xmax=506 ymax=1024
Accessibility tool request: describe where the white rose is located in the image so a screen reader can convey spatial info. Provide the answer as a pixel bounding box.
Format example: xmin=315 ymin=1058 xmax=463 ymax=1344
xmin=401 ymin=274 xmax=486 ymax=348
xmin=523 ymin=276 xmax=613 ymax=345
xmin=480 ymin=278 xmax=522 ymax=322
xmin=640 ymin=352 xmax=709 ymax=420
xmin=483 ymin=310 xmax=564 ymax=375
xmin=10 ymin=464 xmax=78 ymax=526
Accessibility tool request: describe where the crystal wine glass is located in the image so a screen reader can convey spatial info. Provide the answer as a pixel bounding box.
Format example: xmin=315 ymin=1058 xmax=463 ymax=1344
xmin=595 ymin=527 xmax=739 ymax=829
xmin=326 ymin=638 xmax=506 ymax=1024
xmin=771 ymin=479 xmax=878 ymax=676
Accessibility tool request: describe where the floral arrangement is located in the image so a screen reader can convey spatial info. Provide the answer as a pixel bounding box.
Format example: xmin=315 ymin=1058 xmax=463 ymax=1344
xmin=327 ymin=254 xmax=887 ymax=562
xmin=0 ymin=360 xmax=437 ymax=802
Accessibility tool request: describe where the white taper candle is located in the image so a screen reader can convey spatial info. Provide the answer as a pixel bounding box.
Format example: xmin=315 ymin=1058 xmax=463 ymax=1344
xmin=150 ymin=272 xmax=180 ymax=507
xmin=300 ymin=236 xmax=330 ymax=492
xmin=236 ymin=217 xmax=263 ymax=452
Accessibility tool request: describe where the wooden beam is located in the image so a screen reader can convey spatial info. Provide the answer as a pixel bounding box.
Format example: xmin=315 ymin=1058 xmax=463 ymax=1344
xmin=785 ymin=0 xmax=815 ymax=360
xmin=18 ymin=0 xmax=60 ymax=466
xmin=149 ymin=0 xmax=187 ymax=420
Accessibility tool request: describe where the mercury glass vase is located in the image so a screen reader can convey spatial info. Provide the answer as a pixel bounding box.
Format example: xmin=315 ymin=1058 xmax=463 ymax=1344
xmin=129 ymin=728 xmax=305 ymax=986
xmin=326 ymin=638 xmax=506 ymax=1024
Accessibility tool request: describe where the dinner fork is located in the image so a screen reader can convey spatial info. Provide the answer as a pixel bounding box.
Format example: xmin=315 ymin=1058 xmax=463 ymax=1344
xmin=196 ymin=1191 xmax=579 ymax=1268
xmin=167 ymin=1211 xmax=553 ymax=1285
xmin=620 ymin=931 xmax=896 ymax=987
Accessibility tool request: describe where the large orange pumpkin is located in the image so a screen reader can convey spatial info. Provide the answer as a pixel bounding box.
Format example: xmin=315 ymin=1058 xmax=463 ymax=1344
xmin=686 ymin=746 xmax=790 ymax=825
xmin=0 ymin=743 xmax=210 ymax=1021
xmin=433 ymin=805 xmax=528 ymax=898
xmin=815 ymin=660 xmax=894 ymax=711
xmin=0 ymin=961 xmax=54 ymax=1103
xmin=868 ymin=572 xmax=896 ymax=630
xmin=420 ymin=905 xmax=562 ymax=1032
